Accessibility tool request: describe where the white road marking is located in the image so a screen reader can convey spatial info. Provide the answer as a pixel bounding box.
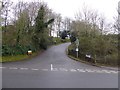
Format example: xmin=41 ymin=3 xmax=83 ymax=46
xmin=101 ymin=70 xmax=111 ymax=73
xmin=101 ymin=70 xmax=108 ymax=72
xmin=77 ymin=69 xmax=86 ymax=72
xmin=95 ymin=70 xmax=103 ymax=73
xmin=51 ymin=64 xmax=53 ymax=71
xmin=104 ymin=71 xmax=111 ymax=73
xmin=85 ymin=69 xmax=95 ymax=72
xmin=31 ymin=68 xmax=39 ymax=71
xmin=70 ymin=69 xmax=77 ymax=72
xmin=0 ymin=67 xmax=6 ymax=69
xmin=1 ymin=66 xmax=118 ymax=74
xmin=59 ymin=68 xmax=68 ymax=71
xmin=9 ymin=67 xmax=18 ymax=70
xmin=51 ymin=68 xmax=58 ymax=71
xmin=109 ymin=71 xmax=118 ymax=74
xmin=20 ymin=68 xmax=28 ymax=70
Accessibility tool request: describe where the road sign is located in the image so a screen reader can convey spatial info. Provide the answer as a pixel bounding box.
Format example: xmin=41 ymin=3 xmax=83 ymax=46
xmin=76 ymin=48 xmax=79 ymax=52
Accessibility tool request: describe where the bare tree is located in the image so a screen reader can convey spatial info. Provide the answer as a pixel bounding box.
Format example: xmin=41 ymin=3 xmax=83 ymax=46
xmin=98 ymin=15 xmax=106 ymax=35
xmin=49 ymin=13 xmax=62 ymax=37
xmin=75 ymin=5 xmax=98 ymax=36
xmin=1 ymin=0 xmax=13 ymax=33
xmin=44 ymin=7 xmax=55 ymax=37
xmin=27 ymin=2 xmax=41 ymax=26
xmin=55 ymin=14 xmax=62 ymax=37
xmin=118 ymin=1 xmax=120 ymax=33
xmin=63 ymin=17 xmax=71 ymax=31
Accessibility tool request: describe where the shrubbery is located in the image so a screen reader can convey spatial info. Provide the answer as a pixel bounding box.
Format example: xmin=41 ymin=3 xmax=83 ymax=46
xmin=68 ymin=36 xmax=118 ymax=66
xmin=2 ymin=45 xmax=36 ymax=56
xmin=68 ymin=18 xmax=118 ymax=66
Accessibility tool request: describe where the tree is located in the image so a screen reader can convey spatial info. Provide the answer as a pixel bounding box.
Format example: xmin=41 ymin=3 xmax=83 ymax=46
xmin=55 ymin=14 xmax=62 ymax=37
xmin=71 ymin=4 xmax=118 ymax=64
xmin=60 ymin=30 xmax=67 ymax=39
xmin=50 ymin=13 xmax=62 ymax=37
xmin=33 ymin=5 xmax=54 ymax=49
xmin=1 ymin=0 xmax=13 ymax=33
xmin=62 ymin=17 xmax=72 ymax=34
xmin=27 ymin=2 xmax=42 ymax=26
xmin=11 ymin=1 xmax=30 ymax=46
xmin=118 ymin=1 xmax=120 ymax=33
xmin=15 ymin=9 xmax=30 ymax=46
xmin=70 ymin=31 xmax=76 ymax=43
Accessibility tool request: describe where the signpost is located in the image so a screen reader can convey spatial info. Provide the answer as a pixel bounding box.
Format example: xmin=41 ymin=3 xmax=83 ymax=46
xmin=75 ymin=38 xmax=79 ymax=58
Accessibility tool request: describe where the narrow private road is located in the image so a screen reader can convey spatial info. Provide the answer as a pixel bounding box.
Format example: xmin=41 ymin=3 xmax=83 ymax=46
xmin=2 ymin=43 xmax=118 ymax=88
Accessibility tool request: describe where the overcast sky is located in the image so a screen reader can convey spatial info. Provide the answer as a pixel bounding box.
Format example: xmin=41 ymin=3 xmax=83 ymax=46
xmin=12 ymin=0 xmax=120 ymax=22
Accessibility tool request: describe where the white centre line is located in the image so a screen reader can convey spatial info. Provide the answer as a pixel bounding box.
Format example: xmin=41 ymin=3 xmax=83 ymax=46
xmin=51 ymin=64 xmax=53 ymax=71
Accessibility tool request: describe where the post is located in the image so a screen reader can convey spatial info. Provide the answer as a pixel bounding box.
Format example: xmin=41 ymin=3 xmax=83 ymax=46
xmin=75 ymin=38 xmax=79 ymax=58
xmin=76 ymin=46 xmax=79 ymax=58
xmin=27 ymin=50 xmax=32 ymax=56
xmin=94 ymin=54 xmax=96 ymax=64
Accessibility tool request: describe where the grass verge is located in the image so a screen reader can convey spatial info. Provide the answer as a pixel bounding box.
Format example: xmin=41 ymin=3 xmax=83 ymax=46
xmin=67 ymin=54 xmax=97 ymax=66
xmin=1 ymin=40 xmax=69 ymax=63
xmin=66 ymin=44 xmax=118 ymax=68
xmin=1 ymin=50 xmax=44 ymax=63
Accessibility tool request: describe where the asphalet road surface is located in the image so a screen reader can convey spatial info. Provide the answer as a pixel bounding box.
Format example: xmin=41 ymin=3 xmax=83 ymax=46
xmin=2 ymin=43 xmax=118 ymax=88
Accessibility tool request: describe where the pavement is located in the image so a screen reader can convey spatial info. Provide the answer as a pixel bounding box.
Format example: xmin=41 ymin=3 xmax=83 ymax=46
xmin=1 ymin=43 xmax=119 ymax=88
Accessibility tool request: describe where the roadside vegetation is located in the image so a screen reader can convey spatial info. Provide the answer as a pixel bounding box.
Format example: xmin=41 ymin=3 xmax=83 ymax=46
xmin=1 ymin=1 xmax=70 ymax=62
xmin=68 ymin=5 xmax=118 ymax=67
xmin=1 ymin=1 xmax=118 ymax=66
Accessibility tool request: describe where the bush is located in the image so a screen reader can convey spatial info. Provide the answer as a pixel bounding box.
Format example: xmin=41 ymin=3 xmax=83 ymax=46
xmin=68 ymin=44 xmax=118 ymax=66
xmin=105 ymin=53 xmax=118 ymax=66
xmin=2 ymin=45 xmax=36 ymax=56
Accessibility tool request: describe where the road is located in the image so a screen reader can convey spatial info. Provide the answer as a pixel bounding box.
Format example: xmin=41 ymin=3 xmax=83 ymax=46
xmin=2 ymin=43 xmax=118 ymax=88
